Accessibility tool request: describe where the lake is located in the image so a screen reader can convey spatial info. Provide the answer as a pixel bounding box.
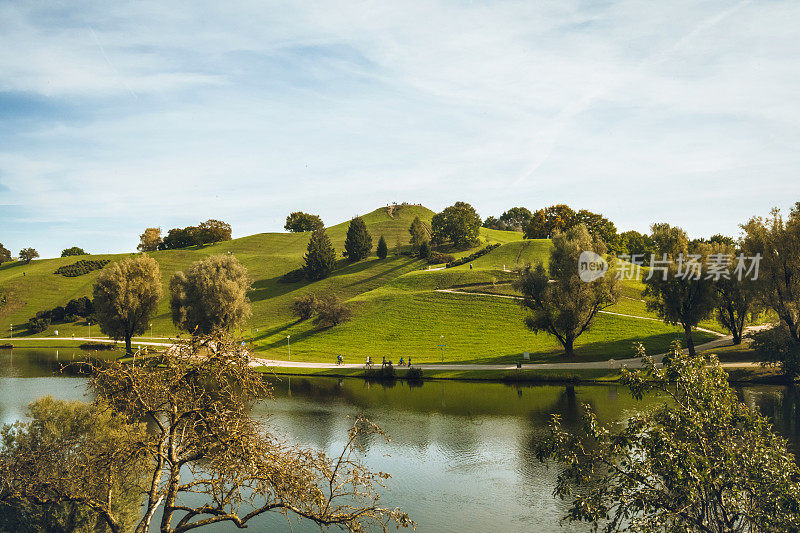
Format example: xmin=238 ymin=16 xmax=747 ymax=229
xmin=1 ymin=348 xmax=799 ymax=532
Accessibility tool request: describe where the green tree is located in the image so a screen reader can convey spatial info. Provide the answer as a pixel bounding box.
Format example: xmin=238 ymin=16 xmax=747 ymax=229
xmin=523 ymin=204 xmax=575 ymax=239
xmin=136 ymin=227 xmax=162 ymax=252
xmin=514 ymin=224 xmax=619 ymax=356
xmin=197 ymin=219 xmax=232 ymax=244
xmin=431 ymin=202 xmax=481 ymax=248
xmin=619 ymin=229 xmax=655 ymax=262
xmin=0 ymin=397 xmax=147 ymax=533
xmin=303 ymin=228 xmax=336 ymax=281
xmin=284 ymin=211 xmax=324 ymax=233
xmin=711 ymin=243 xmax=754 ymax=345
xmin=482 ymin=215 xmax=505 ymax=230
xmin=0 ymin=243 xmax=11 ymax=266
xmin=498 ymin=207 xmax=533 ymax=231
xmin=169 ymin=254 xmax=252 ymax=335
xmin=18 ymin=248 xmax=39 ymax=264
xmin=408 ymin=216 xmax=429 ymax=252
xmin=418 ymin=240 xmax=431 ymax=259
xmin=643 ymin=223 xmax=716 ymax=356
xmin=537 ymin=342 xmax=800 ymax=532
xmin=343 ymin=216 xmax=372 ymax=262
xmin=741 ymin=205 xmax=800 ymax=344
xmin=574 ymin=209 xmax=621 ymax=253
xmin=92 ymin=255 xmax=162 ymax=354
xmin=160 ymin=227 xmax=200 ymax=250
xmin=60 ymin=246 xmax=86 ymax=257
xmin=376 ymin=235 xmax=388 ymax=259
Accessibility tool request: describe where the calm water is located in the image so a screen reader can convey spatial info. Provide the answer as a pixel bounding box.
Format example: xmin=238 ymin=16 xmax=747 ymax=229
xmin=2 ymin=348 xmax=799 ymax=532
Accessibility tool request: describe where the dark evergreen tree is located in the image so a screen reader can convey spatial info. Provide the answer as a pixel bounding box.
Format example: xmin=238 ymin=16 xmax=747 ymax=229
xmin=303 ymin=228 xmax=336 ymax=280
xmin=376 ymin=235 xmax=388 ymax=259
xmin=343 ymin=216 xmax=372 ymax=262
xmin=418 ymin=240 xmax=431 ymax=259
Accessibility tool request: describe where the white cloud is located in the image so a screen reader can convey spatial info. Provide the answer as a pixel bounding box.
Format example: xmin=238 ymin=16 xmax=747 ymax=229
xmin=1 ymin=0 xmax=799 ymax=256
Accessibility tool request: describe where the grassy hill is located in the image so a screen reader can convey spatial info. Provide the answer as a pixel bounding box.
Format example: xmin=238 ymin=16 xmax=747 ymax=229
xmin=0 ymin=204 xmax=717 ymax=362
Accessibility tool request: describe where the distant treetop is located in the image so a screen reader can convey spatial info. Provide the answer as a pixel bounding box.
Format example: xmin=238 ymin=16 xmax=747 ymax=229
xmin=285 ymin=212 xmax=324 ymax=233
xmin=61 ymin=246 xmax=87 ymax=257
xmin=159 ymin=220 xmax=232 ymax=250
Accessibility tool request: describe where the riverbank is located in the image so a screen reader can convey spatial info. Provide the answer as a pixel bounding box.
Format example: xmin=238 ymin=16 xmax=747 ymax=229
xmin=257 ymin=362 xmax=788 ymax=385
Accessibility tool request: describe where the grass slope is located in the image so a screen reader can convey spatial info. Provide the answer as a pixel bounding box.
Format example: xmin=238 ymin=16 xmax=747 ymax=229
xmin=0 ymin=204 xmax=721 ymax=363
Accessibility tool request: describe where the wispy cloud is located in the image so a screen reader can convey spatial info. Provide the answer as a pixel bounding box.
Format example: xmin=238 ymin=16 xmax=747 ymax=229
xmin=0 ymin=0 xmax=799 ymax=257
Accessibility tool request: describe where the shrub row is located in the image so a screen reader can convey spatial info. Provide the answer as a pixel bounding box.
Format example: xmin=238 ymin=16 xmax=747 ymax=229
xmin=445 ymin=243 xmax=501 ymax=268
xmin=427 ymin=252 xmax=455 ymax=265
xmin=28 ymin=297 xmax=94 ymax=332
xmin=54 ymin=259 xmax=110 ymax=277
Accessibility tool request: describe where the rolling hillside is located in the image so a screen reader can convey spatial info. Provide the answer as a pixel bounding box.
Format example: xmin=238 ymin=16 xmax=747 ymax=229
xmin=0 ymin=204 xmax=716 ymax=362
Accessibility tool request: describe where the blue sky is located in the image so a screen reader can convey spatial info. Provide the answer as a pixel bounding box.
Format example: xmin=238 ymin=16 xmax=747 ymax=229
xmin=1 ymin=0 xmax=799 ymax=258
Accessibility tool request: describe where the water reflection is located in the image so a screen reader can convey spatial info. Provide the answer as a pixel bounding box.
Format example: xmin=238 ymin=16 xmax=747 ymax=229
xmin=2 ymin=350 xmax=800 ymax=532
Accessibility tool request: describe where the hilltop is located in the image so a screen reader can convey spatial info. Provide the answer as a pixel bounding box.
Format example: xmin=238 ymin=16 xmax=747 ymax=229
xmin=0 ymin=204 xmax=718 ymax=363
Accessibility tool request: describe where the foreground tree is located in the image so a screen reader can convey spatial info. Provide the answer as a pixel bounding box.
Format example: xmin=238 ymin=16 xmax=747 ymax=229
xmin=0 ymin=397 xmax=147 ymax=532
xmin=538 ymin=342 xmax=800 ymax=532
xmin=19 ymin=248 xmax=39 ymax=264
xmin=285 ymin=212 xmax=324 ymax=233
xmin=741 ymin=205 xmax=800 ymax=343
xmin=303 ymin=228 xmax=336 ymax=281
xmin=92 ymin=255 xmax=162 ymax=354
xmin=514 ymin=224 xmax=619 ymax=356
xmin=643 ymin=223 xmax=716 ymax=356
xmin=0 ymin=243 xmax=10 ymax=266
xmin=61 ymin=246 xmax=86 ymax=257
xmin=170 ymin=254 xmax=252 ymax=335
xmin=343 ymin=216 xmax=372 ymax=262
xmin=3 ymin=338 xmax=411 ymax=532
xmin=137 ymin=227 xmax=162 ymax=252
xmin=376 ymin=235 xmax=388 ymax=259
xmin=431 ymin=202 xmax=481 ymax=248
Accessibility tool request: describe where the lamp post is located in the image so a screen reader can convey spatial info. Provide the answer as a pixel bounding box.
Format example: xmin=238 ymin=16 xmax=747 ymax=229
xmin=287 ymin=335 xmax=291 ymax=361
xmin=9 ymin=324 xmax=12 ymax=338
xmin=150 ymin=323 xmax=153 ymax=338
xmin=88 ymin=321 xmax=91 ymax=338
xmin=439 ymin=335 xmax=445 ymax=363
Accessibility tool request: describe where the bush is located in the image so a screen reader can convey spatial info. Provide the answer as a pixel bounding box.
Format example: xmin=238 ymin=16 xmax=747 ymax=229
xmin=28 ymin=316 xmax=50 ymax=333
xmin=312 ymin=295 xmax=352 ymax=328
xmin=61 ymin=247 xmax=86 ymax=257
xmin=427 ymin=253 xmax=455 ymax=265
xmin=292 ymin=294 xmax=319 ymax=320
xmin=54 ymin=259 xmax=110 ymax=277
xmin=406 ymin=366 xmax=423 ymax=382
xmin=445 ymin=243 xmax=500 ymax=268
xmin=365 ymin=363 xmax=396 ymax=381
xmin=64 ymin=314 xmax=79 ymax=323
xmin=49 ymin=306 xmax=66 ymax=323
xmin=65 ymin=296 xmax=93 ymax=318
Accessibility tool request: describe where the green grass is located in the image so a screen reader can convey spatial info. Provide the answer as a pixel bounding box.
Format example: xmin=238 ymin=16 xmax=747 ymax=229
xmin=0 ymin=204 xmax=723 ymax=365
